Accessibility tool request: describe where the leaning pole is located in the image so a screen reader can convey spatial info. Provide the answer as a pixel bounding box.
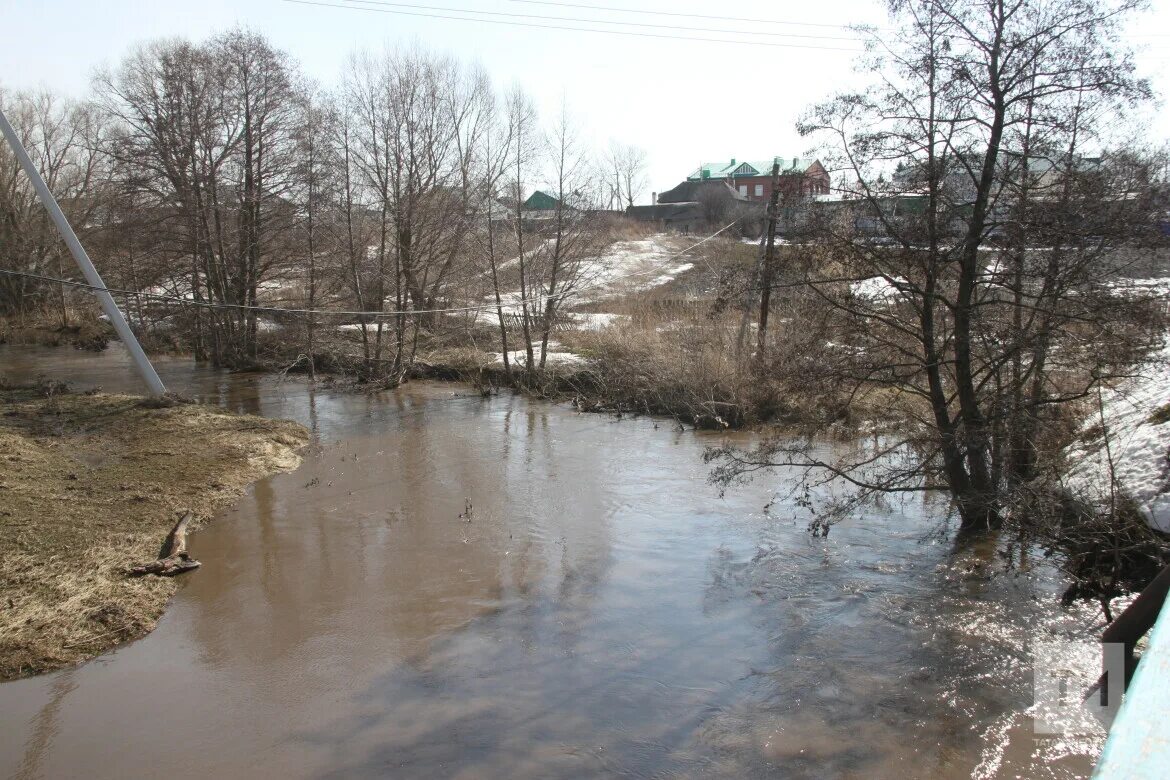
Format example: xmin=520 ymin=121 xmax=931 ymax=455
xmin=0 ymin=107 xmax=166 ymax=395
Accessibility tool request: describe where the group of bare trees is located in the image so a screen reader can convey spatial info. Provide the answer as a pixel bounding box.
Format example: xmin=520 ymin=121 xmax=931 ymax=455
xmin=90 ymin=31 xmax=302 ymax=366
xmin=710 ymin=0 xmax=1168 ymax=544
xmin=0 ymin=91 xmax=110 ymax=326
xmin=1 ymin=31 xmax=641 ymax=378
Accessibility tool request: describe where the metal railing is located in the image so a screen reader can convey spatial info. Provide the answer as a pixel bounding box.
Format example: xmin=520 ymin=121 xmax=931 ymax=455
xmin=1093 ymin=566 xmax=1170 ymax=778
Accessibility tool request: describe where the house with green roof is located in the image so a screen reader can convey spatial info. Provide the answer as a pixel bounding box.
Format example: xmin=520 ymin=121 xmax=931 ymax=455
xmin=685 ymin=157 xmax=830 ymax=203
xmin=522 ymin=190 xmax=561 ymax=211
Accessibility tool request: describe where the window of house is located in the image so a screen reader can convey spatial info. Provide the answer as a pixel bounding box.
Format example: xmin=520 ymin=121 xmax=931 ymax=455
xmin=754 ymin=184 xmax=763 ymax=197
xmin=738 ymin=185 xmax=747 ymax=196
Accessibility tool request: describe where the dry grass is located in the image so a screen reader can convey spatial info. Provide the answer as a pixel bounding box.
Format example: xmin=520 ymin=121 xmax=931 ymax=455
xmin=0 ymin=383 xmax=308 ymax=680
xmin=0 ymin=311 xmax=114 ymax=351
xmin=562 ymin=303 xmax=750 ymax=426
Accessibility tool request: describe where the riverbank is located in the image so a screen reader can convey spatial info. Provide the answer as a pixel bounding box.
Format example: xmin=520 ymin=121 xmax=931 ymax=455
xmin=0 ymin=380 xmax=308 ymax=680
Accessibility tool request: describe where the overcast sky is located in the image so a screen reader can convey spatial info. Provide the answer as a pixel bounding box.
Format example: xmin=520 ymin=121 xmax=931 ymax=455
xmin=2 ymin=0 xmax=1168 ymax=203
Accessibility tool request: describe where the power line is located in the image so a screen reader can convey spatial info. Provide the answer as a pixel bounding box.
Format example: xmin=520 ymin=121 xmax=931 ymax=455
xmin=280 ymin=0 xmax=865 ymax=51
xmin=509 ymin=0 xmax=1170 ymax=48
xmin=504 ymin=0 xmax=885 ymax=31
xmin=0 ymin=221 xmax=739 ymax=320
xmin=340 ymin=0 xmax=864 ymax=41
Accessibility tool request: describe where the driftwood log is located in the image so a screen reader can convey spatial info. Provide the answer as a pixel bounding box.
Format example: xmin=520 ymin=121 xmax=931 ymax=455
xmin=129 ymin=511 xmax=201 ymax=577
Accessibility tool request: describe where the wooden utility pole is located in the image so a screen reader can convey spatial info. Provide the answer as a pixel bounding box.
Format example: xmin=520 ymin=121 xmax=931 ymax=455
xmin=756 ymin=161 xmax=783 ymax=362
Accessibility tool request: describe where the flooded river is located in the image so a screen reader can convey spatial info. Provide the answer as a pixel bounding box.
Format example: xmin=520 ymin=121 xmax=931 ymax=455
xmin=0 ymin=345 xmax=1103 ymax=778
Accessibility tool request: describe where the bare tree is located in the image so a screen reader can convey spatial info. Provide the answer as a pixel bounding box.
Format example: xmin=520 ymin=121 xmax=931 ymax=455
xmin=534 ymin=103 xmax=608 ymax=368
xmin=0 ymin=90 xmax=111 ymax=322
xmin=467 ymin=84 xmax=516 ymax=379
xmin=290 ymin=83 xmax=340 ymax=380
xmin=341 ymin=46 xmax=489 ymax=380
xmin=709 ymin=0 xmax=1159 ymax=536
xmin=505 ymin=86 xmax=541 ymax=383
xmin=607 ymin=140 xmax=648 ymax=209
xmin=96 ymin=31 xmax=299 ymax=366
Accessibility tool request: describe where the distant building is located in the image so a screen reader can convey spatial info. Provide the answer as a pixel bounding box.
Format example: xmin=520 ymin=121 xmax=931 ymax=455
xmin=623 ymin=203 xmax=704 ymax=234
xmin=627 ymin=180 xmax=756 ymax=234
xmin=626 ymin=156 xmax=826 ymax=235
xmin=655 ymin=179 xmax=744 ymax=205
xmin=522 ymin=190 xmax=561 ymax=211
xmin=688 ymin=157 xmax=831 ymax=202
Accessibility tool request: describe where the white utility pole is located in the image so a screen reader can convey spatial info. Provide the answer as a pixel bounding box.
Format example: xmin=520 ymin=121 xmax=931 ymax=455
xmin=0 ymin=107 xmax=166 ymax=395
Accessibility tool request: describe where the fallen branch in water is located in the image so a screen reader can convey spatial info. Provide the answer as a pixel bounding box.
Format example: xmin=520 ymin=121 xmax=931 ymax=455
xmin=129 ymin=511 xmax=201 ymax=577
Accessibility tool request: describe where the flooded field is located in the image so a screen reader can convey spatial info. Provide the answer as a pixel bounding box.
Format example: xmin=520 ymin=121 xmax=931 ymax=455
xmin=0 ymin=345 xmax=1103 ymax=778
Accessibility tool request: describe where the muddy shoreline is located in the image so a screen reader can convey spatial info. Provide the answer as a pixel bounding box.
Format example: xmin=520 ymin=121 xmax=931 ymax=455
xmin=0 ymin=381 xmax=308 ymax=680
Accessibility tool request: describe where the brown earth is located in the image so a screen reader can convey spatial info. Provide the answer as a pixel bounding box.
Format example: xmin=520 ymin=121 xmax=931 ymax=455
xmin=0 ymin=382 xmax=308 ymax=680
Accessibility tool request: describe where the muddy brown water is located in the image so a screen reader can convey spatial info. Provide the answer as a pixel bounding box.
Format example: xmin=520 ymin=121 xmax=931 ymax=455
xmin=0 ymin=345 xmax=1103 ymax=779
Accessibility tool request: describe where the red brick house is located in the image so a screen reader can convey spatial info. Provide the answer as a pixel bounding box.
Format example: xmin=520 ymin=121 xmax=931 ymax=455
xmin=687 ymin=157 xmax=830 ymax=202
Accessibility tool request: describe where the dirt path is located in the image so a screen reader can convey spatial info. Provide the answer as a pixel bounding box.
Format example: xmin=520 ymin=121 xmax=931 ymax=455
xmin=0 ymin=382 xmax=308 ymax=680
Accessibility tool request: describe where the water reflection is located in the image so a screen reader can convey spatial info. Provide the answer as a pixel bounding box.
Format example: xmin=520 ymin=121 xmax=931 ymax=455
xmin=0 ymin=345 xmax=1100 ymax=779
xmin=14 ymin=672 xmax=75 ymax=780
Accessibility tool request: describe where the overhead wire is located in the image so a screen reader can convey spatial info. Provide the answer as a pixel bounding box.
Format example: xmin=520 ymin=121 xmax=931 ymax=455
xmin=286 ymin=0 xmax=1169 ymax=54
xmin=503 ymin=0 xmax=886 ymax=30
xmin=339 ymin=0 xmax=864 ymax=41
xmin=279 ymin=0 xmax=866 ymax=51
xmin=502 ymin=0 xmax=1170 ymax=50
xmin=0 ymin=220 xmax=739 ymax=320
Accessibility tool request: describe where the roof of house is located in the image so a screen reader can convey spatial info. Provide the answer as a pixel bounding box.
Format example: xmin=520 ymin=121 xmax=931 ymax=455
xmin=523 ymin=190 xmax=561 ymax=210
xmin=627 ymin=203 xmax=703 ymax=222
xmin=687 ymin=157 xmax=819 ymax=181
xmin=657 ymin=179 xmax=747 ymax=204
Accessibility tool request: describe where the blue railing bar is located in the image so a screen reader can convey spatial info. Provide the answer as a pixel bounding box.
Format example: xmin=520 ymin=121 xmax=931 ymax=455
xmin=1093 ymin=591 xmax=1170 ymax=777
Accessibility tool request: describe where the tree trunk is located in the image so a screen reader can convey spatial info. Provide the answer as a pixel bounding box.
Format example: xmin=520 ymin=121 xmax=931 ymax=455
xmin=755 ymin=162 xmax=782 ymax=362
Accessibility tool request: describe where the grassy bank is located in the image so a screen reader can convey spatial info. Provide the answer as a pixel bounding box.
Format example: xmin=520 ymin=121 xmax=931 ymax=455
xmin=0 ymin=381 xmax=308 ymax=680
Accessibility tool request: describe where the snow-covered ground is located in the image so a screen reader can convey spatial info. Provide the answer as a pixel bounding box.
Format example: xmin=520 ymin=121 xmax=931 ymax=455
xmin=140 ymin=279 xmax=194 ymax=301
xmin=1064 ymin=345 xmax=1170 ymax=532
xmin=1102 ymin=277 xmax=1170 ymax=299
xmin=850 ymin=276 xmax=907 ymax=304
xmin=467 ymin=234 xmax=689 ymax=346
xmin=337 ymin=322 xmax=391 ymax=333
xmin=576 ymin=237 xmax=694 ymax=301
xmin=490 ymin=341 xmax=585 ymax=367
xmin=484 ymin=235 xmax=692 ymax=312
xmin=568 ymin=312 xmax=627 ymax=331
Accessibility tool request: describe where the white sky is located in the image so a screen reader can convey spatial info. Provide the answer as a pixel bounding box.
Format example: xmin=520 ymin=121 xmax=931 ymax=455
xmin=2 ymin=0 xmax=1168 ymax=204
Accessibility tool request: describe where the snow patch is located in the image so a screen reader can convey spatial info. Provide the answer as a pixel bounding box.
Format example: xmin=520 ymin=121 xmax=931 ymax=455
xmin=850 ymin=276 xmax=906 ymax=304
xmin=1065 ymin=345 xmax=1170 ymax=532
xmin=337 ymin=322 xmax=389 ymax=333
xmin=569 ymin=312 xmax=627 ymax=331
xmin=490 ymin=341 xmax=585 ymax=367
xmin=573 ymin=235 xmax=694 ymax=302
